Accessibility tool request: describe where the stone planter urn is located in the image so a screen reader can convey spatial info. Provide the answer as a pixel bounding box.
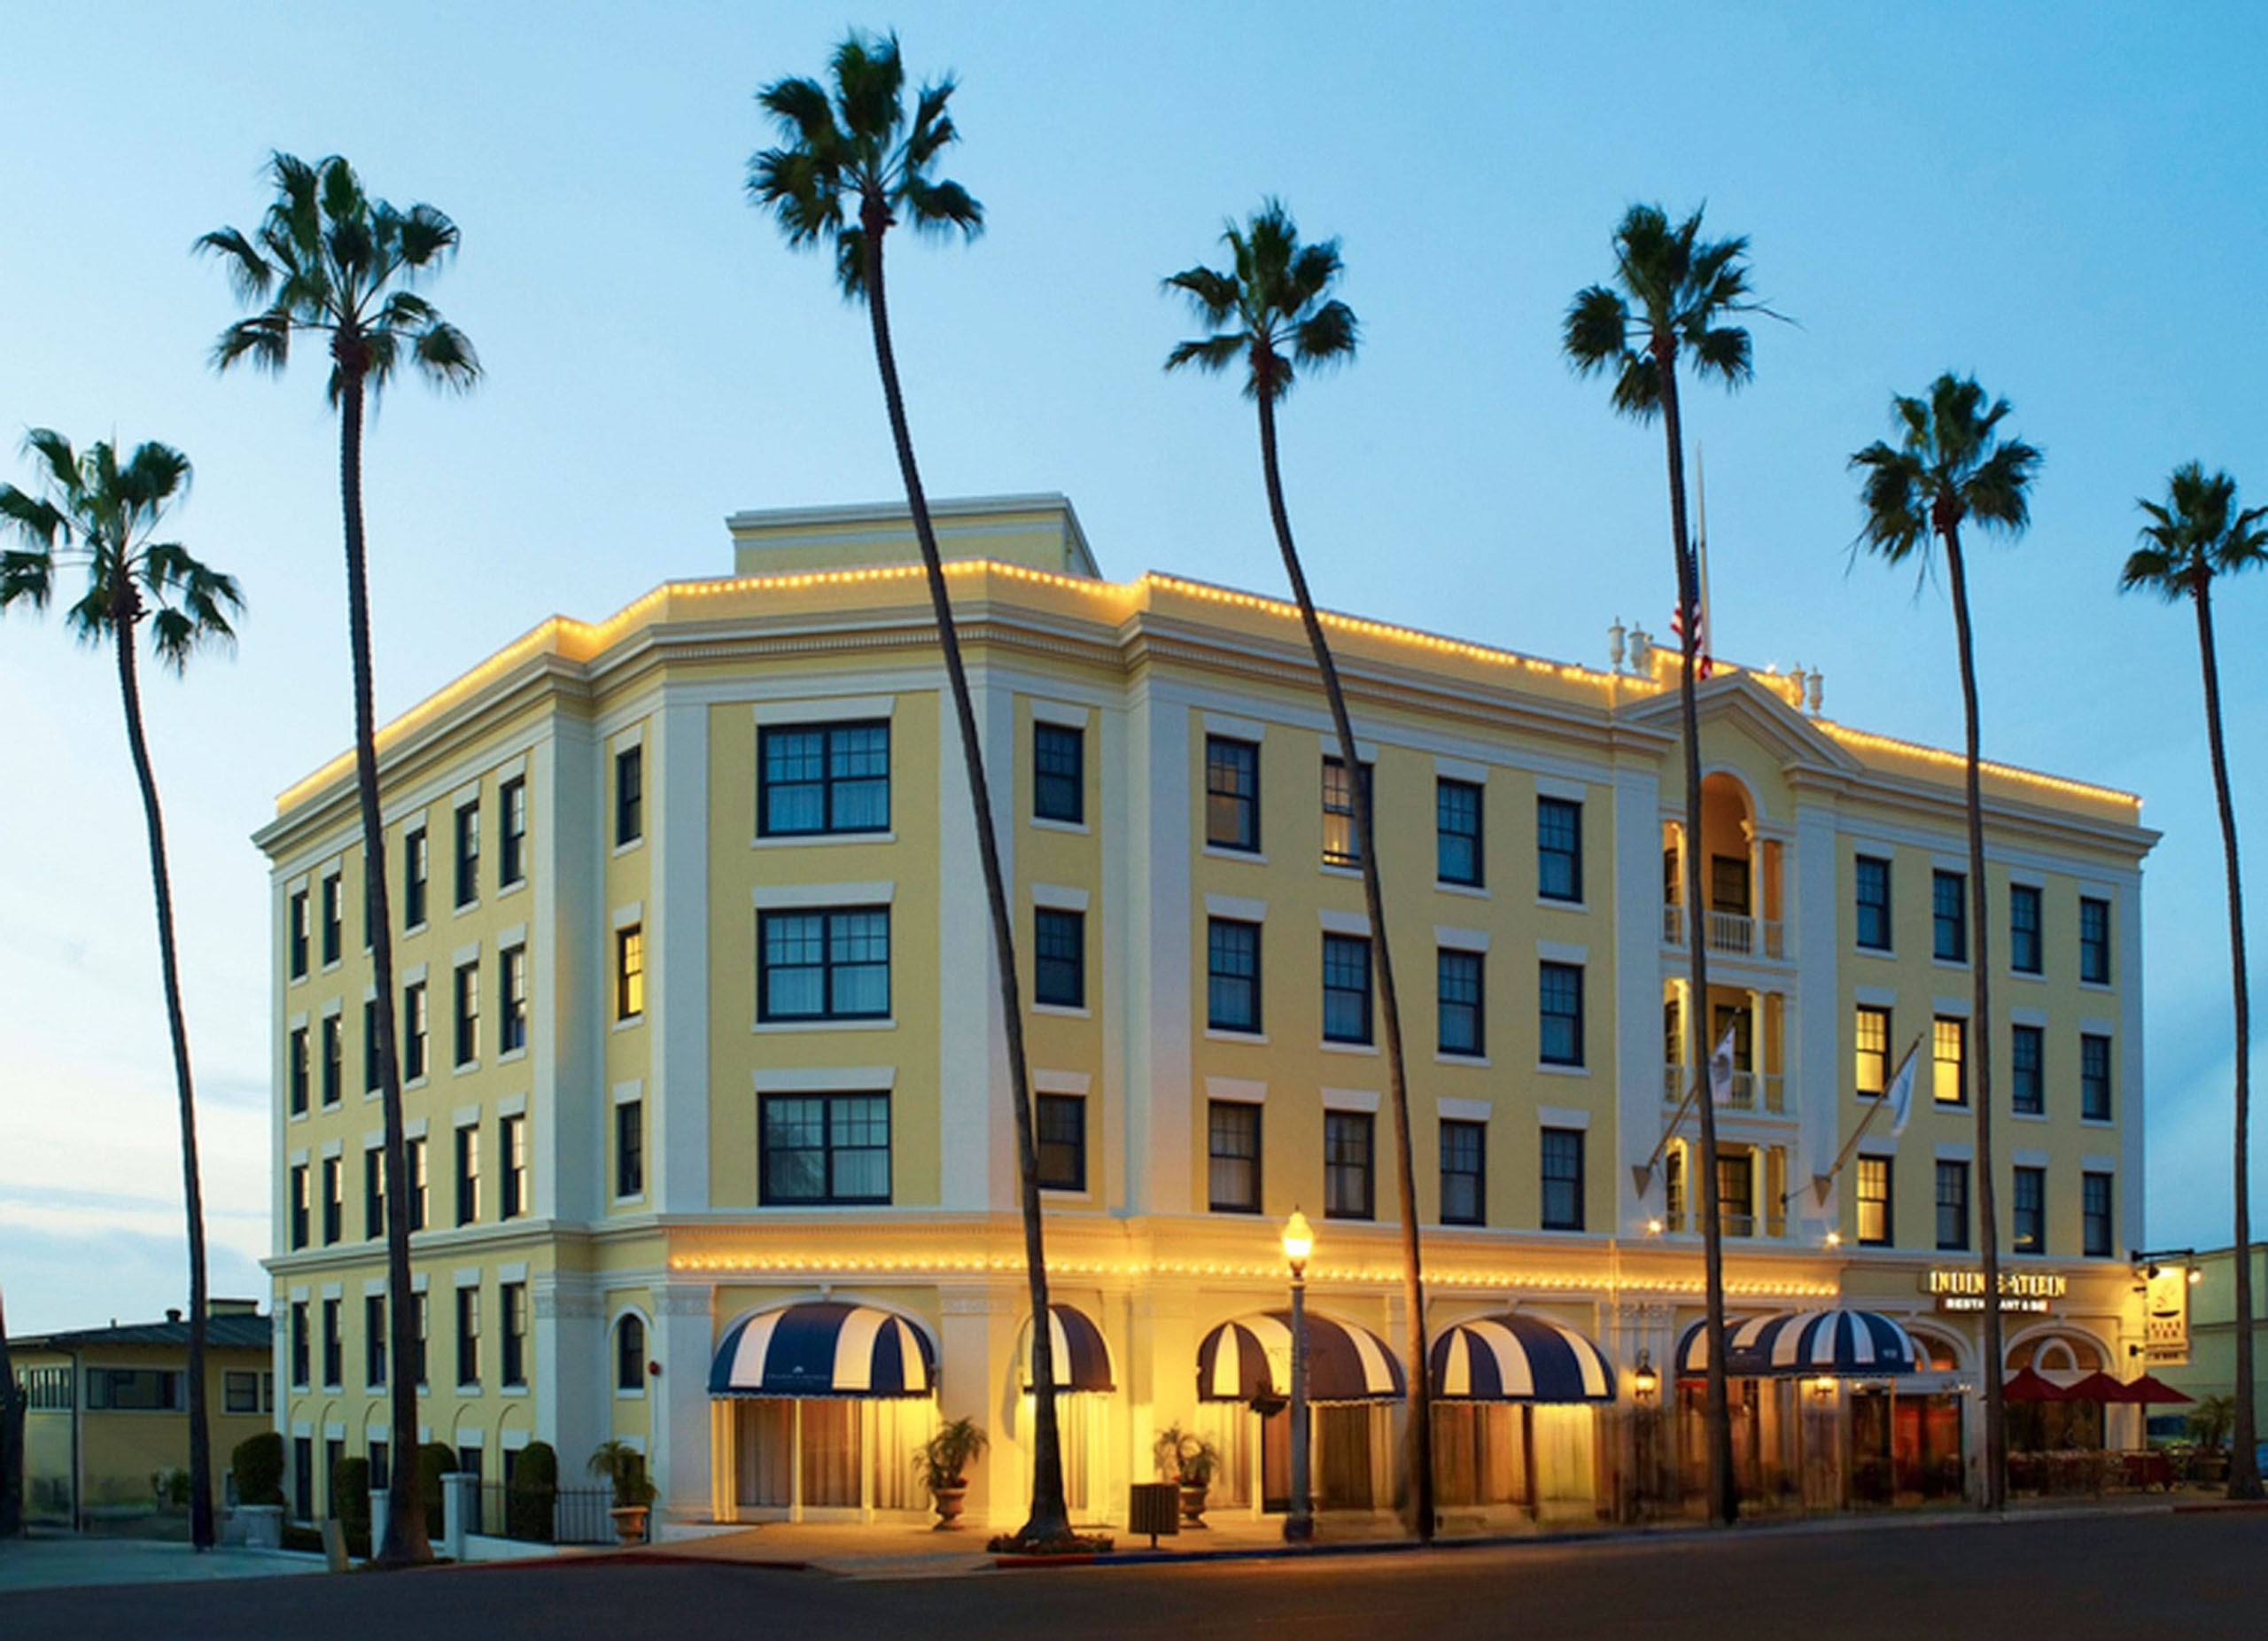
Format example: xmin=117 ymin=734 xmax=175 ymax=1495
xmin=930 ymin=1480 xmax=969 ymax=1529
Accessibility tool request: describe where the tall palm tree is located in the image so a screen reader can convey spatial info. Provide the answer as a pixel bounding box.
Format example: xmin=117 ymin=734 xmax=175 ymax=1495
xmin=0 ymin=431 xmax=243 ymax=1550
xmin=1165 ymin=201 xmax=1434 ymax=1541
xmin=1852 ymin=373 xmax=2040 ymax=1510
xmin=0 ymin=1284 xmax=21 ymax=1538
xmin=2121 ymin=462 xmax=2267 ymax=1500
xmin=199 ymin=153 xmax=479 ymax=1564
xmin=1564 ymin=202 xmax=1765 ymax=1527
xmin=749 ymin=31 xmax=1073 ymax=1546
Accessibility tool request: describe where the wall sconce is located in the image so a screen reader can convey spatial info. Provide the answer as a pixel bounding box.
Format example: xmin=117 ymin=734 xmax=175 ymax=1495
xmin=1632 ymin=1350 xmax=1658 ymax=1404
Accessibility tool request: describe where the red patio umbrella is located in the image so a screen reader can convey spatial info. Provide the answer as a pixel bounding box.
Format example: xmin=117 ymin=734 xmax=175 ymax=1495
xmin=2064 ymin=1371 xmax=2128 ymax=1403
xmin=2121 ymin=1373 xmax=2194 ymax=1406
xmin=2002 ymin=1366 xmax=2070 ymax=1401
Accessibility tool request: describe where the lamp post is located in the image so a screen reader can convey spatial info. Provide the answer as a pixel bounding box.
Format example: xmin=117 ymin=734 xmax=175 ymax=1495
xmin=1282 ymin=1208 xmax=1315 ymax=1544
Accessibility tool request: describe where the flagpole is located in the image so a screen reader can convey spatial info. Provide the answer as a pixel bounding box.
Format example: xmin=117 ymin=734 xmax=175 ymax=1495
xmin=1792 ymin=1035 xmax=1926 ymax=1209
xmin=1632 ymin=1022 xmax=1738 ymax=1199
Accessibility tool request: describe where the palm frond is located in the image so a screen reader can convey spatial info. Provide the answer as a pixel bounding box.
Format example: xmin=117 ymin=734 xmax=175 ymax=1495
xmin=1850 ymin=440 xmax=1930 ymax=564
xmin=1609 ymin=352 xmax=1662 ymax=422
xmin=191 ymin=226 xmax=275 ymax=302
xmin=1964 ymin=439 xmax=2041 ymax=534
xmin=1162 ymin=332 xmax=1246 ymax=376
xmin=903 ymin=175 xmax=982 ymax=237
xmin=1561 ymin=285 xmax=1631 ymax=374
xmin=1162 ymin=265 xmax=1241 ymax=328
xmin=1686 ymin=323 xmax=1752 ymax=388
xmin=1293 ymin=299 xmax=1358 ymax=369
xmin=832 ymin=30 xmax=906 ymax=145
xmin=0 ymin=545 xmax=54 ymax=611
xmin=409 ymin=321 xmax=483 ymax=390
xmin=833 ymin=226 xmax=871 ymax=299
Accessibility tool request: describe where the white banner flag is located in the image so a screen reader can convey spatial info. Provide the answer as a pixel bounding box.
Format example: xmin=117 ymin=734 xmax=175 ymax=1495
xmin=1884 ymin=1041 xmax=1921 ymax=1137
xmin=1707 ymin=1023 xmax=1739 ymax=1106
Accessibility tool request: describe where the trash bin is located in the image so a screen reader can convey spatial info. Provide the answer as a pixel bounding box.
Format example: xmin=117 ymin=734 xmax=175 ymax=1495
xmin=1129 ymin=1482 xmax=1180 ymax=1548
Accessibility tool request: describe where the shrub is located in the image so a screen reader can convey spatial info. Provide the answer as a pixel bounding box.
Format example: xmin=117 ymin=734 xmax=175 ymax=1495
xmin=586 ymin=1440 xmax=656 ymax=1508
xmin=231 ymin=1432 xmax=285 ymax=1506
xmin=417 ymin=1443 xmax=455 ymax=1529
xmin=331 ymin=1458 xmax=371 ymax=1557
xmin=508 ymin=1442 xmax=558 ymax=1543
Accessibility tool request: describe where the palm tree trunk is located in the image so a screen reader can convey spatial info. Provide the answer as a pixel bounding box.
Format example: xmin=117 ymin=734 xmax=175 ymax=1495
xmin=1254 ymin=383 xmax=1433 ymax=1541
xmin=1655 ymin=354 xmax=1736 ymax=1527
xmin=111 ymin=608 xmax=216 ymax=1550
xmin=336 ymin=365 xmax=428 ymax=1564
xmin=0 ymin=1287 xmax=20 ymax=1539
xmin=859 ymin=214 xmax=1070 ymax=1544
xmin=2194 ymin=580 xmax=2261 ymax=1498
xmin=1939 ymin=529 xmax=2005 ymax=1511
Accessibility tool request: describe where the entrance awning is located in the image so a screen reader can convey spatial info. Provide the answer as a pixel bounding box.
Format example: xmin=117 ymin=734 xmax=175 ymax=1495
xmin=1678 ymin=1309 xmax=1917 ymax=1378
xmin=1018 ymin=1303 xmax=1115 ymax=1394
xmin=1431 ymin=1312 xmax=1617 ymax=1404
xmin=1197 ymin=1310 xmax=1405 ymax=1405
xmin=709 ymin=1302 xmax=936 ymax=1398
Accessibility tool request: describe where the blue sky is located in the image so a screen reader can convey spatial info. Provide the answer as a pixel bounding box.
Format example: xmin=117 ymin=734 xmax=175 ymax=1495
xmin=1 ymin=1 xmax=2262 ymax=1332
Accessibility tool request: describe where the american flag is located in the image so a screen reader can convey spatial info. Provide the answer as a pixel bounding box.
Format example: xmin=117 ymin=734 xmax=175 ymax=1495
xmin=1670 ymin=557 xmax=1713 ymax=681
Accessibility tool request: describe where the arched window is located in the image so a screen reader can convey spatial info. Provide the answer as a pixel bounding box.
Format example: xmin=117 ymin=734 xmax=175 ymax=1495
xmin=616 ymin=1314 xmax=647 ymax=1392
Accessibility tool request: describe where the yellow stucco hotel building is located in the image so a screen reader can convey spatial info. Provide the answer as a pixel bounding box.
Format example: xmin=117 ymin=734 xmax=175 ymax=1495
xmin=257 ymin=496 xmax=2155 ymax=1530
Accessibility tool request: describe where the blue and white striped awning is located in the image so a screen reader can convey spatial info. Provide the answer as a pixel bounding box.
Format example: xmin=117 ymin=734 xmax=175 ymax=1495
xmin=1197 ymin=1310 xmax=1405 ymax=1405
xmin=709 ymin=1302 xmax=936 ymax=1399
xmin=1678 ymin=1310 xmax=1917 ymax=1379
xmin=1431 ymin=1313 xmax=1618 ymax=1404
xmin=1019 ymin=1303 xmax=1115 ymax=1394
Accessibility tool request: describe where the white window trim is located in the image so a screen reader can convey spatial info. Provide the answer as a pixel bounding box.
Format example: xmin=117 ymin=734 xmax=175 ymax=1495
xmin=751 ymin=881 xmax=894 ymax=909
xmin=1205 ymin=892 xmax=1268 ymax=922
xmin=1322 ymin=1087 xmax=1380 ymax=1114
xmin=751 ymin=1066 xmax=897 ymax=1093
xmin=1319 ymin=908 xmax=1371 ymax=937
xmin=1205 ymin=1076 xmax=1266 ymax=1105
xmin=1433 ymin=925 xmax=1490 ymax=953
xmin=752 ymin=694 xmax=897 ymax=727
xmin=1436 ymin=1097 xmax=1491 ymax=1123
xmin=1029 ymin=699 xmax=1091 ymax=729
xmin=1536 ymin=1105 xmax=1591 ymax=1131
xmin=1033 ymin=1069 xmax=1091 ymax=1096
xmin=1032 ymin=883 xmax=1090 ymax=913
xmin=1433 ymin=755 xmax=1489 ymax=785
xmin=1537 ymin=939 xmax=1588 ymax=966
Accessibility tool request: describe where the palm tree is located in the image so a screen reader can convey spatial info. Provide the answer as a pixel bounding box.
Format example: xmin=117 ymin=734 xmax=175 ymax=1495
xmin=0 ymin=431 xmax=243 ymax=1550
xmin=2121 ymin=462 xmax=2267 ymax=1500
xmin=0 ymin=1284 xmax=20 ymax=1539
xmin=1164 ymin=201 xmax=1434 ymax=1541
xmin=1852 ymin=373 xmax=2040 ymax=1509
xmin=1564 ymin=202 xmax=1766 ymax=1527
xmin=748 ymin=31 xmax=1073 ymax=1547
xmin=198 ymin=153 xmax=479 ymax=1564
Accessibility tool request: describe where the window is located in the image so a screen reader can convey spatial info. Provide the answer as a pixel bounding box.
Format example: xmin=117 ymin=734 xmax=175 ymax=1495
xmin=1204 ymin=736 xmax=1260 ymax=852
xmin=2013 ymin=1166 xmax=2046 ymax=1255
xmin=407 ymin=1135 xmax=429 ymax=1233
xmin=454 ymin=1123 xmax=480 ymax=1226
xmin=1537 ymin=796 xmax=1582 ymax=902
xmin=1322 ymin=933 xmax=1372 ymax=1044
xmin=455 ymin=1286 xmax=480 ymax=1388
xmin=1033 ymin=721 xmax=1084 ymax=824
xmin=454 ymin=800 xmax=480 ymax=909
xmin=403 ymin=981 xmax=429 ymax=1081
xmin=615 ymin=1098 xmax=644 ymax=1198
xmin=499 ymin=776 xmax=527 ymax=887
xmin=1858 ymin=1156 xmax=1892 ymax=1246
xmin=288 ymin=890 xmax=309 ymax=979
xmin=322 ymin=1299 xmax=343 ymax=1388
xmin=1854 ymin=1005 xmax=1891 ymax=1096
xmin=363 ymin=999 xmax=380 ymax=1094
xmin=1540 ymin=1126 xmax=1585 ymax=1232
xmin=412 ymin=1292 xmax=429 ymax=1387
xmin=1208 ymin=1101 xmax=1261 ymax=1212
xmin=1854 ymin=855 xmax=1891 ymax=951
xmin=615 ymin=745 xmax=644 ymax=846
xmin=403 ymin=827 xmax=428 ymax=928
xmin=224 ymin=1370 xmax=260 ymax=1414
xmin=2080 ymin=896 xmax=2112 ymax=984
xmin=2081 ymin=1033 xmax=2113 ymax=1121
xmin=1716 ymin=1153 xmax=1755 ymax=1238
xmin=453 ymin=960 xmax=480 ymax=1067
xmin=363 ymin=1145 xmax=384 ymax=1240
xmin=291 ymin=1301 xmax=310 ymax=1387
xmin=1440 ymin=1120 xmax=1485 ymax=1226
xmin=757 ymin=907 xmax=889 ymax=1021
xmin=288 ymin=1026 xmax=309 ymax=1116
xmin=2009 ymin=884 xmax=2042 ymax=974
xmin=369 ymin=1439 xmax=389 ymax=1491
xmin=1037 ymin=1093 xmax=1086 ymax=1192
xmin=289 ymin=1163 xmax=310 ymax=1250
xmin=88 ymin=1368 xmax=184 ymax=1412
xmin=1932 ymin=869 xmax=1967 ymax=962
xmin=1711 ymin=854 xmax=1751 ymax=917
xmin=501 ymin=1282 xmax=528 ymax=1388
xmin=1324 ymin=1110 xmax=1374 ymax=1219
xmin=1436 ymin=778 xmax=1482 ymax=887
xmin=2012 ymin=1024 xmax=2045 ymax=1116
xmin=500 ymin=945 xmax=528 ymax=1054
xmin=760 ymin=1092 xmax=891 ymax=1204
xmin=1540 ymin=961 xmax=1585 ymax=1067
xmin=321 ymin=874 xmax=342 ymax=967
xmin=616 ymin=925 xmax=645 ymax=1022
xmin=501 ymin=1113 xmax=527 ymax=1219
xmin=1321 ymin=757 xmax=1369 ymax=867
xmin=616 ymin=1316 xmax=647 ymax=1393
xmin=322 ymin=1015 xmax=342 ymax=1107
xmin=760 ymin=719 xmax=889 ymax=835
xmin=321 ymin=1155 xmax=343 ymax=1246
xmin=2083 ymin=1171 xmax=2115 ymax=1257
xmin=1033 ymin=908 xmax=1085 ymax=1008
xmin=292 ymin=1437 xmax=313 ymax=1523
xmin=1206 ymin=918 xmax=1262 ymax=1033
xmin=1936 ymin=1160 xmax=1970 ymax=1250
xmin=1437 ymin=948 xmax=1484 ymax=1056
xmin=1932 ymin=1015 xmax=1966 ymax=1105
xmin=364 ymin=1294 xmax=386 ymax=1388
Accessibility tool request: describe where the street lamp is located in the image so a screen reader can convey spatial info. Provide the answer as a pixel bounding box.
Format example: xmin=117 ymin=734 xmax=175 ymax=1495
xmin=1282 ymin=1208 xmax=1315 ymax=1544
xmin=1632 ymin=1350 xmax=1658 ymax=1404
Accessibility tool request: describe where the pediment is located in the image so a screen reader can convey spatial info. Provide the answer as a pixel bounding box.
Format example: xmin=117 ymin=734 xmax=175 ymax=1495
xmin=1618 ymin=669 xmax=1862 ymax=776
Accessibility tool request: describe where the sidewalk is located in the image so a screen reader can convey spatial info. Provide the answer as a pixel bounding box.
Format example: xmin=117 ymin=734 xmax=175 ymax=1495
xmin=0 ymin=1532 xmax=327 ymax=1595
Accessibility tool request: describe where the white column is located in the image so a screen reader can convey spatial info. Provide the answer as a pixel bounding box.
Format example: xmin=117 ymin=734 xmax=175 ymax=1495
xmin=534 ymin=1279 xmax=602 ymax=1489
xmin=1789 ymin=798 xmax=1841 ymax=1241
xmin=1612 ymin=766 xmax=1666 ymax=1229
xmin=936 ymin=669 xmax=1002 ymax=1209
xmin=652 ymin=1284 xmax=714 ymax=1522
xmin=652 ymin=694 xmax=711 ymax=1217
xmin=2115 ymin=870 xmax=2147 ymax=1250
xmin=1125 ymin=681 xmax=1193 ymax=1216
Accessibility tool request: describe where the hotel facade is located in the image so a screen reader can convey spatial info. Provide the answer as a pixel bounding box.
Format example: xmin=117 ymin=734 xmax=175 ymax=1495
xmin=257 ymin=495 xmax=2155 ymax=1530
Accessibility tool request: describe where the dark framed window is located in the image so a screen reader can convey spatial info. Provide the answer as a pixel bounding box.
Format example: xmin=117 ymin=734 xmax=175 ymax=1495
xmin=1033 ymin=908 xmax=1085 ymax=1008
xmin=363 ymin=1145 xmax=384 ymax=1240
xmin=616 ymin=925 xmax=645 ymax=1021
xmin=365 ymin=1295 xmax=386 ymax=1388
xmin=759 ymin=720 xmax=889 ymax=836
xmin=1854 ymin=854 xmax=1891 ymax=951
xmin=88 ymin=1367 xmax=184 ymax=1412
xmin=321 ymin=1155 xmax=343 ymax=1245
xmin=1711 ymin=854 xmax=1751 ymax=917
xmin=1716 ymin=1153 xmax=1755 ymax=1238
xmin=500 ymin=945 xmax=528 ymax=1054
xmin=758 ymin=907 xmax=889 ymax=1021
xmin=290 ymin=1163 xmax=310 ymax=1250
xmin=1932 ymin=1015 xmax=1966 ymax=1106
xmin=1436 ymin=778 xmax=1482 ymax=887
xmin=1539 ymin=961 xmax=1585 ymax=1067
xmin=291 ymin=1302 xmax=310 ymax=1387
xmin=454 ymin=960 xmax=480 ymax=1067
xmin=224 ymin=1370 xmax=260 ymax=1414
xmin=288 ymin=890 xmax=309 ymax=979
xmin=1858 ymin=1155 xmax=1892 ymax=1246
xmin=2012 ymin=1024 xmax=2045 ymax=1116
xmin=1037 ymin=1093 xmax=1085 ymax=1191
xmin=616 ymin=1315 xmax=647 ymax=1392
xmin=1932 ymin=869 xmax=1967 ymax=962
xmin=291 ymin=1437 xmax=313 ymax=1522
xmin=288 ymin=1027 xmax=309 ymax=1116
xmin=1207 ymin=918 xmax=1262 ymax=1032
xmin=2082 ymin=1171 xmax=2115 ymax=1257
xmin=1321 ymin=757 xmax=1369 ymax=867
xmin=1204 ymin=736 xmax=1260 ymax=852
xmin=1437 ymin=947 xmax=1484 ymax=1056
xmin=2013 ymin=1166 xmax=2046 ymax=1255
xmin=454 ymin=800 xmax=480 ymax=909
xmin=759 ymin=1092 xmax=891 ymax=1204
xmin=363 ymin=999 xmax=380 ymax=1094
xmin=407 ymin=1135 xmax=428 ymax=1233
xmin=322 ymin=1015 xmax=343 ymax=1107
xmin=403 ymin=980 xmax=429 ymax=1080
xmin=1537 ymin=796 xmax=1582 ymax=902
xmin=1322 ymin=933 xmax=1372 ymax=1044
xmin=455 ymin=1286 xmax=480 ymax=1388
xmin=499 ymin=775 xmax=527 ymax=887
xmin=1854 ymin=1005 xmax=1891 ymax=1096
xmin=501 ymin=1113 xmax=527 ymax=1219
xmin=2080 ymin=896 xmax=2112 ymax=984
xmin=411 ymin=1292 xmax=429 ymax=1387
xmin=501 ymin=1282 xmax=528 ymax=1388
xmin=321 ymin=875 xmax=342 ymax=967
xmin=1324 ymin=1110 xmax=1374 ymax=1220
xmin=322 ymin=1299 xmax=343 ymax=1388
xmin=616 ymin=1098 xmax=644 ymax=1198
xmin=2009 ymin=884 xmax=2042 ymax=974
xmin=1540 ymin=1126 xmax=1585 ymax=1231
xmin=2080 ymin=1033 xmax=2113 ymax=1121
xmin=1440 ymin=1119 xmax=1485 ymax=1225
xmin=615 ymin=744 xmax=644 ymax=847
xmin=1033 ymin=722 xmax=1084 ymax=824
xmin=454 ymin=1123 xmax=480 ymax=1226
xmin=1208 ymin=1101 xmax=1261 ymax=1212
xmin=403 ymin=827 xmax=428 ymax=929
xmin=1936 ymin=1160 xmax=1970 ymax=1250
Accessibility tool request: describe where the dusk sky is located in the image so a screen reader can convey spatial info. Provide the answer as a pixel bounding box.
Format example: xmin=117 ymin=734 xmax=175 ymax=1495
xmin=2 ymin=1 xmax=2263 ymax=1332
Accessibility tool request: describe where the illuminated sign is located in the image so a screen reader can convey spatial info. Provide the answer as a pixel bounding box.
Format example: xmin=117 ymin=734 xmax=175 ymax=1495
xmin=1921 ymin=1269 xmax=2066 ymax=1314
xmin=2144 ymin=1266 xmax=2191 ymax=1367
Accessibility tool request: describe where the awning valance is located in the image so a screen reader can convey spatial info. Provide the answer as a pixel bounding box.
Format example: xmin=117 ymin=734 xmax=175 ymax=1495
xmin=709 ymin=1302 xmax=936 ymax=1399
xmin=1679 ymin=1309 xmax=1917 ymax=1379
xmin=1018 ymin=1303 xmax=1115 ymax=1394
xmin=1197 ymin=1310 xmax=1405 ymax=1405
xmin=1431 ymin=1312 xmax=1617 ymax=1404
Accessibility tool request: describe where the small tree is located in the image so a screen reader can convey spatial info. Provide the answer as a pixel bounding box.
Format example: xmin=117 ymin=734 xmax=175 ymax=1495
xmin=330 ymin=1457 xmax=371 ymax=1555
xmin=587 ymin=1439 xmax=656 ymax=1509
xmin=417 ymin=1442 xmax=455 ymax=1531
xmin=1153 ymin=1426 xmax=1221 ymax=1488
xmin=913 ymin=1418 xmax=988 ymax=1495
xmin=508 ymin=1442 xmax=558 ymax=1543
xmin=231 ymin=1432 xmax=284 ymax=1506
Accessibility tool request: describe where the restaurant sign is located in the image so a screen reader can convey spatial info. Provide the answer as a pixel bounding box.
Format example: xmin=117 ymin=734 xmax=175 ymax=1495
xmin=1920 ymin=1268 xmax=2067 ymax=1314
xmin=2143 ymin=1265 xmax=2191 ymax=1367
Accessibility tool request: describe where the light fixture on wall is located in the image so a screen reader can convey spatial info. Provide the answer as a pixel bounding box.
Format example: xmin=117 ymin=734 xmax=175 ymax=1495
xmin=1632 ymin=1351 xmax=1658 ymax=1404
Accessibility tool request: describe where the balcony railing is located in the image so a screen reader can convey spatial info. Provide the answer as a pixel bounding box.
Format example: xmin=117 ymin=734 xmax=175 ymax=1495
xmin=1661 ymin=906 xmax=1784 ymax=959
xmin=1660 ymin=1207 xmax=1787 ymax=1240
xmin=1663 ymin=1063 xmax=1786 ymax=1114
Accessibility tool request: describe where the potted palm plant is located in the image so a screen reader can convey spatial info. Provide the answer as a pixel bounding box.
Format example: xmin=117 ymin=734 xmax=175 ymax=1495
xmin=914 ymin=1418 xmax=988 ymax=1529
xmin=1153 ymin=1426 xmax=1221 ymax=1526
xmin=587 ymin=1439 xmax=656 ymax=1544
